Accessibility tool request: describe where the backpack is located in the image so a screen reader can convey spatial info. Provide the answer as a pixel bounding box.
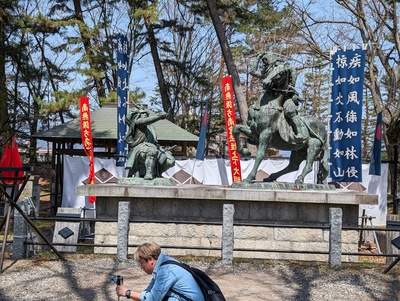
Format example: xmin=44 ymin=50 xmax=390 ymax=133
xmin=160 ymin=260 xmax=226 ymax=301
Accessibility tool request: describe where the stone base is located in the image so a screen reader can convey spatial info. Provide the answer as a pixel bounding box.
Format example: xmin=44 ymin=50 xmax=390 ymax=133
xmin=231 ymin=181 xmax=335 ymax=191
xmin=77 ymin=183 xmax=378 ymax=262
xmin=117 ymin=177 xmax=176 ymax=186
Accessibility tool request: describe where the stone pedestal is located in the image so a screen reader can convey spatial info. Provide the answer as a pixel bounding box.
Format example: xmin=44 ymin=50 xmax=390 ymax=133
xmin=77 ymin=183 xmax=378 ymax=262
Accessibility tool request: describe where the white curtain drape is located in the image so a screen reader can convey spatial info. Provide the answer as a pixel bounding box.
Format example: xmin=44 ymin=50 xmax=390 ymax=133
xmin=62 ymin=156 xmax=388 ymax=225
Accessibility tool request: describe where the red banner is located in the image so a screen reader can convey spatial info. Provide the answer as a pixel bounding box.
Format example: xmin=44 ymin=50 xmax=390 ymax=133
xmin=79 ymin=97 xmax=96 ymax=203
xmin=222 ymin=76 xmax=242 ymax=183
xmin=0 ymin=137 xmax=23 ymax=185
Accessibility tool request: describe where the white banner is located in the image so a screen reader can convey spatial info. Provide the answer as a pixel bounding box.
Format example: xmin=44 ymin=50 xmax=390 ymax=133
xmin=360 ymin=163 xmax=388 ymax=226
xmin=63 ymin=157 xmax=387 ymax=225
xmin=62 ymin=156 xmax=126 ymax=217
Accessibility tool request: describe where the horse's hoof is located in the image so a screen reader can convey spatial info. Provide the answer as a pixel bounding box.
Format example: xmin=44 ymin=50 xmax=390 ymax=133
xmin=263 ymin=177 xmax=274 ymax=182
xmin=294 ymin=179 xmax=304 ymax=184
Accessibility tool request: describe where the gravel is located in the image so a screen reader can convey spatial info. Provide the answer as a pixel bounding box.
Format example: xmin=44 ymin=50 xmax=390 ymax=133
xmin=0 ymin=255 xmax=399 ymax=301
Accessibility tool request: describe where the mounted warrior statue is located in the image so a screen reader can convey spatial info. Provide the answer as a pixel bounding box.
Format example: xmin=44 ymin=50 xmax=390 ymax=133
xmin=233 ymin=52 xmax=329 ymax=184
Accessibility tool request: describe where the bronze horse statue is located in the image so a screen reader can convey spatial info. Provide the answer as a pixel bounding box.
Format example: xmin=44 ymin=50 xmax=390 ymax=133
xmin=232 ymin=52 xmax=329 ymax=184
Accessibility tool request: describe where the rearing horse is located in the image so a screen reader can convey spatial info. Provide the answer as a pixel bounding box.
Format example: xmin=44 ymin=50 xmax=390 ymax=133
xmin=232 ymin=92 xmax=329 ymax=184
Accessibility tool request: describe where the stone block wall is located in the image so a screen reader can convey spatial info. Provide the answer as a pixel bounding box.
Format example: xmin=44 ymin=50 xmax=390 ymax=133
xmin=94 ymin=222 xmax=359 ymax=262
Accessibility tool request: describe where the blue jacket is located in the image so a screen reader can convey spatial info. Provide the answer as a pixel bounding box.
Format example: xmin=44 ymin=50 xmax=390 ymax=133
xmin=140 ymin=254 xmax=205 ymax=301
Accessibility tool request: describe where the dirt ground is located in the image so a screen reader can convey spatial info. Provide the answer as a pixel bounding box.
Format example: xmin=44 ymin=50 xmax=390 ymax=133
xmin=0 ymin=255 xmax=400 ymax=301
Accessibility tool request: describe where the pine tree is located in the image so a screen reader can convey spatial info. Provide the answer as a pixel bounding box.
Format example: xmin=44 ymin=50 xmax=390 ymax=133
xmin=0 ymin=0 xmax=19 ymax=149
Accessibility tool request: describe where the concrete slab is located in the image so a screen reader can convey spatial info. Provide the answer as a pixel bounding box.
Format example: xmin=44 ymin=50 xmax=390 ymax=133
xmin=77 ymin=183 xmax=378 ymax=205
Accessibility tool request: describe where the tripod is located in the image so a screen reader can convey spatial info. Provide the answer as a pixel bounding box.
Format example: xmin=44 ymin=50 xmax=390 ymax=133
xmin=359 ymin=213 xmax=382 ymax=254
xmin=0 ymin=167 xmax=65 ymax=273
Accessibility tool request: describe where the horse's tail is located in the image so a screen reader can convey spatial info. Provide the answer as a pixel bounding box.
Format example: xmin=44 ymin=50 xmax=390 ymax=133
xmin=317 ymin=137 xmax=330 ymax=184
xmin=301 ymin=116 xmax=329 ymax=183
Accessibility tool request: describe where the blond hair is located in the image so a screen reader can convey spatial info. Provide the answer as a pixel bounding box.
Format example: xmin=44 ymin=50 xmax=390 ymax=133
xmin=133 ymin=242 xmax=161 ymax=262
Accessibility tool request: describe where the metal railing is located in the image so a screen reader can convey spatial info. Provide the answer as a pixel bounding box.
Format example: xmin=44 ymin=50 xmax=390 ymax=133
xmin=2 ymin=212 xmax=399 ymax=267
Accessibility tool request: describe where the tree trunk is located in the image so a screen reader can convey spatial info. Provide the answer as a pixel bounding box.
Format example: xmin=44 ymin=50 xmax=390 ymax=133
xmin=205 ymin=0 xmax=248 ymax=124
xmin=143 ymin=17 xmax=172 ymax=119
xmin=385 ymin=120 xmax=400 ymax=207
xmin=0 ymin=8 xmax=11 ymax=148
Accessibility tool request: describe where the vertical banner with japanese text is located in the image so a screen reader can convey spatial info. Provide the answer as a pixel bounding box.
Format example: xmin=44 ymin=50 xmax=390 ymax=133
xmin=222 ymin=76 xmax=242 ymax=182
xmin=116 ymin=33 xmax=129 ymax=167
xmin=80 ymin=96 xmax=96 ymax=203
xmin=329 ymin=48 xmax=366 ymax=182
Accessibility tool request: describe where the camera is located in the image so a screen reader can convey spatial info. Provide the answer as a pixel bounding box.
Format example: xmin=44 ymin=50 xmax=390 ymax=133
xmin=108 ymin=275 xmax=123 ymax=285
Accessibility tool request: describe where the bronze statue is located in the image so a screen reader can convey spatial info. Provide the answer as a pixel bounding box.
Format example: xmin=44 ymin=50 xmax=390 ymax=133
xmin=233 ymin=52 xmax=329 ymax=184
xmin=250 ymin=52 xmax=308 ymax=143
xmin=124 ymin=107 xmax=175 ymax=180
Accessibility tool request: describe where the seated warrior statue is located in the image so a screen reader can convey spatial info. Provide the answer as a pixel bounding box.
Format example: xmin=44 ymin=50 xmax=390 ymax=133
xmin=124 ymin=106 xmax=175 ymax=180
xmin=250 ymin=51 xmax=307 ymax=143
